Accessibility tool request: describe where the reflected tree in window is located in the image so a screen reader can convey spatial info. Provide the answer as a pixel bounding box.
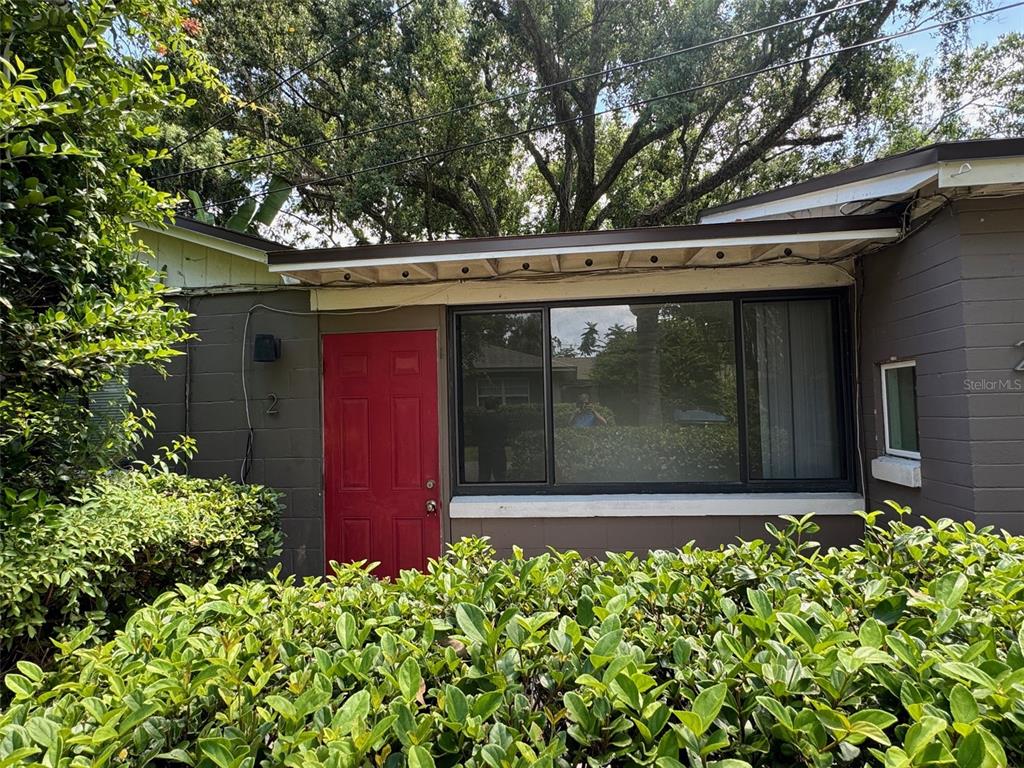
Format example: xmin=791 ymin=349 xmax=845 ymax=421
xmin=457 ymin=312 xmax=546 ymax=483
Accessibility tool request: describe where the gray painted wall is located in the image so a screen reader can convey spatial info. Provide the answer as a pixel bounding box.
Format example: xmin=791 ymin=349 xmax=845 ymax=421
xmin=133 ymin=290 xmax=325 ymax=575
xmin=132 ymin=197 xmax=1023 ymax=575
xmin=132 ymin=291 xmax=445 ymax=576
xmin=859 ymin=195 xmax=1024 ymax=528
xmin=451 ymin=515 xmax=864 ymax=558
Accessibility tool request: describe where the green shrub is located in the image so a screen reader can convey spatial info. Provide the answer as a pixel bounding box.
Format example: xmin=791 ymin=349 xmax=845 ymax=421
xmin=0 ymin=471 xmax=282 ymax=671
xmin=4 ymin=510 xmax=1023 ymax=767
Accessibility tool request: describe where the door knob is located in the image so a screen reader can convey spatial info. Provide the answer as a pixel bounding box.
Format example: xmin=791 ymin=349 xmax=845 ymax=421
xmin=425 ymin=500 xmax=438 ymax=514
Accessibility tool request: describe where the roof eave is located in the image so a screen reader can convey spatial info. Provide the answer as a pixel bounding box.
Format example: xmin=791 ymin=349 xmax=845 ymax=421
xmin=267 ymin=215 xmax=900 ymax=272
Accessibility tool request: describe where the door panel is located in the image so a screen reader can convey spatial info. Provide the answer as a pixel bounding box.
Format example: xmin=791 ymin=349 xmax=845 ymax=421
xmin=323 ymin=330 xmax=440 ymax=578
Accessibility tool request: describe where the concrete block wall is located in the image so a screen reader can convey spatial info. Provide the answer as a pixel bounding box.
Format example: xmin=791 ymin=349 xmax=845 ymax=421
xmin=859 ymin=195 xmax=1024 ymax=529
xmin=133 ymin=290 xmax=327 ymax=576
xmin=956 ymin=196 xmax=1024 ymax=528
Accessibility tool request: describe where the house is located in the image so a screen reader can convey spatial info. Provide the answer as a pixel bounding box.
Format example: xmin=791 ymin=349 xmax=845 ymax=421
xmin=132 ymin=138 xmax=1024 ymax=577
xmin=136 ymin=216 xmax=288 ymax=289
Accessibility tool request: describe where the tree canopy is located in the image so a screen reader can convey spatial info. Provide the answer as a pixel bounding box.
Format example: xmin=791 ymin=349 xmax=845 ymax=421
xmin=0 ymin=0 xmax=217 ymax=494
xmin=153 ymin=0 xmax=1021 ymax=244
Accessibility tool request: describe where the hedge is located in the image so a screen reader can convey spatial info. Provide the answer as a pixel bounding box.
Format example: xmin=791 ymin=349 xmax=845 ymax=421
xmin=0 ymin=471 xmax=282 ymax=671
xmin=3 ymin=510 xmax=1023 ymax=767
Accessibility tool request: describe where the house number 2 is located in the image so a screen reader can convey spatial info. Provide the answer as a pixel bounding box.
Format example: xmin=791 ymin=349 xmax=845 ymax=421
xmin=1017 ymin=340 xmax=1024 ymax=372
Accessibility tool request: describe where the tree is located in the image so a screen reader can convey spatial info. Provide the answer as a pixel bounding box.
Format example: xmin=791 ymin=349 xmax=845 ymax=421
xmin=578 ymin=322 xmax=600 ymax=356
xmin=152 ymin=0 xmax=1013 ymax=243
xmin=0 ymin=0 xmax=218 ymax=494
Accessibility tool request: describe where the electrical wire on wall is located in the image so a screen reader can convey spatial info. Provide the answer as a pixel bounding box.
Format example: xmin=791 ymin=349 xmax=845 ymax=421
xmin=184 ymin=294 xmax=192 ymax=439
xmin=227 ymin=187 xmax=1024 ymax=485
xmin=237 ymin=287 xmax=451 ymax=483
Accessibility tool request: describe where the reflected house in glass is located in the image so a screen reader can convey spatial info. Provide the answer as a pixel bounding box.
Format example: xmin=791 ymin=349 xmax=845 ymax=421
xmin=131 ymin=140 xmax=1024 ymax=573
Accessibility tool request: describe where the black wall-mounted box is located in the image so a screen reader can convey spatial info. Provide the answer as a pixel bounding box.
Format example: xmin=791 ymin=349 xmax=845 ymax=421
xmin=253 ymin=334 xmax=281 ymax=362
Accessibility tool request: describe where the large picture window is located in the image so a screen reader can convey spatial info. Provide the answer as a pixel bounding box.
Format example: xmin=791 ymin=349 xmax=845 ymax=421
xmin=452 ymin=292 xmax=851 ymax=493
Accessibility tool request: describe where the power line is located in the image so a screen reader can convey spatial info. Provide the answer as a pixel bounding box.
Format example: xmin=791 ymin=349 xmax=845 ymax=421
xmin=186 ymin=1 xmax=1024 ymax=214
xmin=166 ymin=0 xmax=415 ymax=154
xmin=154 ymin=0 xmax=873 ymax=182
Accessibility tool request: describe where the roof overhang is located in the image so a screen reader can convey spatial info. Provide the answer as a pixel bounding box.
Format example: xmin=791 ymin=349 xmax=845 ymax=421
xmin=700 ymin=138 xmax=1024 ymax=224
xmin=136 ymin=217 xmax=290 ymax=263
xmin=267 ymin=215 xmax=901 ymax=287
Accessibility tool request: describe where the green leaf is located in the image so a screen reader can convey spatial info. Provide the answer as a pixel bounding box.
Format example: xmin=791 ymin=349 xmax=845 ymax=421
xmin=904 ymin=716 xmax=947 ymax=758
xmin=24 ymin=717 xmax=60 ymax=748
xmin=859 ymin=618 xmax=885 ymax=649
xmin=335 ymin=689 xmax=371 ymax=734
xmin=938 ymin=663 xmax=996 ymax=689
xmin=398 ymin=656 xmax=422 ymax=703
xmin=224 ymin=198 xmax=257 ymax=232
xmin=610 ymin=673 xmax=641 ymax=711
xmin=253 ymin=174 xmax=292 ymax=227
xmin=335 ymin=612 xmax=357 ymax=648
xmin=933 ymin=572 xmax=969 ymax=608
xmin=746 ymin=588 xmax=773 ymax=621
xmin=473 ymin=690 xmax=504 ymax=719
xmin=950 ymin=685 xmax=979 ymax=725
xmin=445 ymin=685 xmax=469 ymax=723
xmin=590 ymin=629 xmax=623 ymax=662
xmin=563 ymin=691 xmax=591 ymax=725
xmin=955 ymin=731 xmax=985 ymax=768
xmin=198 ymin=738 xmax=235 ymax=768
xmin=777 ymin=613 xmax=817 ymax=649
xmin=873 ymin=594 xmax=908 ymax=625
xmin=265 ymin=694 xmax=298 ymax=721
xmin=455 ymin=603 xmax=489 ymax=645
xmin=407 ymin=745 xmax=436 ymax=768
xmin=4 ymin=674 xmax=35 ymax=698
xmin=851 ymin=709 xmax=898 ymax=730
xmin=15 ymin=660 xmax=44 ymax=681
xmin=692 ymin=683 xmax=728 ymax=733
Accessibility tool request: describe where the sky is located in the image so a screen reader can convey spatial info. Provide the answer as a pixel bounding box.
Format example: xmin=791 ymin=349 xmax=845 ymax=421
xmin=898 ymin=4 xmax=1023 ymax=57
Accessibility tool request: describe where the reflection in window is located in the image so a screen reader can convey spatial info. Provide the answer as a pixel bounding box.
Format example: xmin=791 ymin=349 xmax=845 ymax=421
xmin=457 ymin=312 xmax=546 ymax=483
xmin=744 ymin=299 xmax=841 ymax=479
xmin=550 ymin=302 xmax=739 ymax=483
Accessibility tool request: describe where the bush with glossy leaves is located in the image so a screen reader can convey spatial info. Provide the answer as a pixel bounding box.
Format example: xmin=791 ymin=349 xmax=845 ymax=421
xmin=2 ymin=508 xmax=1023 ymax=767
xmin=0 ymin=469 xmax=282 ymax=673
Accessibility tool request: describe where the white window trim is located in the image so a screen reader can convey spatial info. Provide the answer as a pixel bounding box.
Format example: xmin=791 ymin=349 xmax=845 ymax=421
xmin=449 ymin=492 xmax=865 ymax=518
xmin=476 ymin=378 xmax=531 ymax=406
xmin=880 ymin=360 xmax=921 ymax=460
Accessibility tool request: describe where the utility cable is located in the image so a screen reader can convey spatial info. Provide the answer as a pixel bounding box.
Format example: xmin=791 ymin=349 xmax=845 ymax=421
xmin=188 ymin=1 xmax=1024 ymax=215
xmin=154 ymin=0 xmax=873 ymax=181
xmin=167 ymin=0 xmax=415 ymax=154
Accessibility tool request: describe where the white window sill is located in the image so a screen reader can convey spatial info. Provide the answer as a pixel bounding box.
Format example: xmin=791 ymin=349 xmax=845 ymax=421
xmin=871 ymin=456 xmax=921 ymax=488
xmin=449 ymin=492 xmax=865 ymax=518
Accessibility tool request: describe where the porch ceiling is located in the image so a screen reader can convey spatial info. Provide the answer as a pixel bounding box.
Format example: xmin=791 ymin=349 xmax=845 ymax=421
xmin=267 ymin=215 xmax=901 ymax=288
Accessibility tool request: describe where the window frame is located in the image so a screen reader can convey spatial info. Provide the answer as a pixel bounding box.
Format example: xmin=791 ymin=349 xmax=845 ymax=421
xmin=448 ymin=288 xmax=855 ymax=496
xmin=880 ymin=360 xmax=921 ymax=460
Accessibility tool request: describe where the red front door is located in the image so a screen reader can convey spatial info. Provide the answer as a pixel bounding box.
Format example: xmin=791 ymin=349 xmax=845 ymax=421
xmin=323 ymin=330 xmax=441 ymax=578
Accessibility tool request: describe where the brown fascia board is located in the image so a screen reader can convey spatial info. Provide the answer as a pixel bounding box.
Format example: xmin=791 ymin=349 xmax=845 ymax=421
xmin=702 ymin=137 xmax=1024 ymax=217
xmin=267 ymin=214 xmax=900 ymax=266
xmin=173 ymin=216 xmax=293 ymax=251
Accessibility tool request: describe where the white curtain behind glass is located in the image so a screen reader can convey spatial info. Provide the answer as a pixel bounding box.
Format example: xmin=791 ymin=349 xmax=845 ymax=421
xmin=747 ymin=300 xmax=840 ymax=479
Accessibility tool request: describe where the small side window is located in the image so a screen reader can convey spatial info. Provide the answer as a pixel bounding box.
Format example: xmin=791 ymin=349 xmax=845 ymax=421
xmin=881 ymin=361 xmax=919 ymax=459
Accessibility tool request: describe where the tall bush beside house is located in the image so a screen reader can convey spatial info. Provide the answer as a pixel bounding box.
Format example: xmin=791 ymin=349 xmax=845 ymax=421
xmin=0 ymin=0 xmax=219 ymax=495
xmin=3 ymin=510 xmax=1022 ymax=767
xmin=0 ymin=470 xmax=282 ymax=673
